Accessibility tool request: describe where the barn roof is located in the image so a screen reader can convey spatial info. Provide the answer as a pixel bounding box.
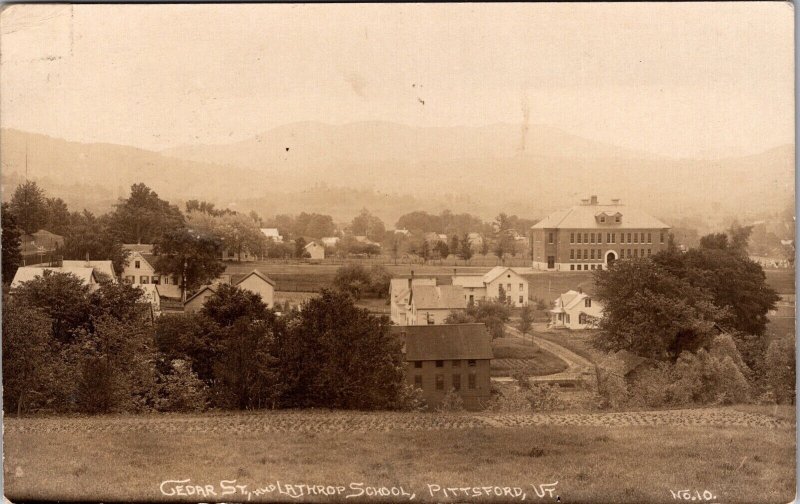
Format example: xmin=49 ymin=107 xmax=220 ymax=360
xmin=11 ymin=266 xmax=97 ymax=289
xmin=411 ymin=285 xmax=465 ymax=310
xmin=389 ymin=324 xmax=493 ymax=361
xmin=62 ymin=260 xmax=116 ymax=280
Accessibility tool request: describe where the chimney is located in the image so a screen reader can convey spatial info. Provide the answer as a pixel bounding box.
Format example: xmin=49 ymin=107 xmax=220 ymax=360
xmin=590 ymin=195 xmax=598 ymax=205
xmin=611 ymin=198 xmax=620 ymax=205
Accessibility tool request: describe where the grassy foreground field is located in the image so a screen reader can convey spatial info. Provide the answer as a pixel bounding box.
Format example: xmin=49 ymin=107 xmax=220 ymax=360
xmin=4 ymin=409 xmax=794 ymax=503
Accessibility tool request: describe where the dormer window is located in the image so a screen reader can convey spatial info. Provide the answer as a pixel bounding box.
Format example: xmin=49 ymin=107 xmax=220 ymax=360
xmin=600 ymin=216 xmax=605 ymax=223
xmin=615 ymin=216 xmax=621 ymax=223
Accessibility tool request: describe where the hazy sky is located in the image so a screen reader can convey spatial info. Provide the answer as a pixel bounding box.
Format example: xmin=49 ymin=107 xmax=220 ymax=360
xmin=1 ymin=3 xmax=793 ymax=158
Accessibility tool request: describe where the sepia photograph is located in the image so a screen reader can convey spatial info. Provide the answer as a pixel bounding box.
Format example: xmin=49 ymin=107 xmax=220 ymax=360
xmin=0 ymin=2 xmax=796 ymax=503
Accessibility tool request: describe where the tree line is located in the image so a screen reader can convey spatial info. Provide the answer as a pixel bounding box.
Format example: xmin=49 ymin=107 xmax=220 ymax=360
xmin=592 ymin=226 xmax=794 ymax=406
xmin=4 ymin=272 xmax=417 ymax=414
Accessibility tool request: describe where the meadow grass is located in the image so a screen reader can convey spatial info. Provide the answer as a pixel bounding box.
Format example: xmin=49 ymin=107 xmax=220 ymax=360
xmin=4 ymin=416 xmax=794 ymax=503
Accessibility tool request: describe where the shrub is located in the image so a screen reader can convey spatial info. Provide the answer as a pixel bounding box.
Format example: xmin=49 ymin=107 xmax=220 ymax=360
xmin=527 ymin=383 xmax=563 ymax=411
xmin=626 ymin=363 xmax=671 ymax=408
xmin=666 ymin=349 xmax=751 ymax=405
xmin=763 ymin=338 xmax=795 ymax=404
xmin=487 ymin=384 xmax=532 ymax=412
xmin=436 ymin=388 xmax=465 ymax=412
xmin=158 ymin=359 xmax=209 ymax=412
xmin=394 ymin=385 xmax=428 ymax=412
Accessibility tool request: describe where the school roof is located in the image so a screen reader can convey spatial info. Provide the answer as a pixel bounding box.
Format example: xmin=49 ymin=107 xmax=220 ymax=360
xmin=389 ymin=324 xmax=493 ymax=361
xmin=11 ymin=266 xmax=97 ymax=289
xmin=531 ymin=201 xmax=669 ymax=230
xmin=410 ymin=285 xmax=466 ymax=310
xmin=62 ymin=260 xmax=116 ymax=280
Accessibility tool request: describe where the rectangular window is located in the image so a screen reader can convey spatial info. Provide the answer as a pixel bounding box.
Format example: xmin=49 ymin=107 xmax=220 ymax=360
xmin=570 ymin=232 xmax=574 ymax=243
xmin=660 ymin=232 xmax=665 ymax=243
xmin=452 ymin=374 xmax=461 ymax=391
xmin=570 ymin=264 xmax=575 ymax=270
xmin=628 ymin=249 xmax=632 ymax=258
xmin=634 ymin=249 xmax=639 ymax=258
xmin=584 ymin=233 xmax=588 ymax=243
xmin=414 ymin=375 xmax=423 ymax=388
xmin=548 ymin=232 xmax=554 ymax=244
xmin=607 ymin=233 xmax=611 ymax=243
xmin=590 ymin=249 xmax=595 ymax=259
xmin=585 ymin=298 xmax=592 ymax=308
xmin=435 ymin=374 xmax=444 ymax=391
xmin=140 ymin=276 xmax=149 ymax=284
xmin=519 ymin=283 xmax=524 ymax=290
xmin=577 ymin=233 xmax=582 ymax=244
xmin=612 ymin=233 xmax=616 ymax=243
xmin=590 ymin=233 xmax=595 ymax=244
xmin=468 ymin=359 xmax=476 ymax=367
xmin=647 ymin=233 xmax=652 ymax=243
xmin=640 ymin=233 xmax=645 ymax=243
xmin=468 ymin=373 xmax=476 ymax=389
xmin=598 ymin=233 xmax=603 ymax=244
xmin=584 ymin=249 xmax=589 ymax=259
xmin=414 ymin=361 xmax=423 ymax=369
xmin=634 ymin=233 xmax=638 ymax=243
xmin=590 ymin=265 xmax=595 ymax=270
xmin=507 ymin=283 xmax=511 ymax=292
xmin=134 ymin=260 xmax=140 ymax=269
xmin=452 ymin=360 xmax=461 ymax=368
xmin=615 ymin=216 xmax=621 ymax=223
xmin=519 ymin=295 xmax=524 ymax=304
xmin=151 ymin=276 xmax=161 ymax=285
xmin=125 ymin=275 xmax=135 ymax=284
xmin=600 ymin=216 xmax=605 ymax=223
xmin=648 ymin=249 xmax=652 ymax=256
xmin=435 ymin=360 xmax=443 ymax=368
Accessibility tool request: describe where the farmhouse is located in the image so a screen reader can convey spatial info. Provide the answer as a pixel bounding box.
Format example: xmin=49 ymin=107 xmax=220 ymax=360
xmin=21 ymin=229 xmax=64 ymax=254
xmin=549 ymin=289 xmax=603 ymax=330
xmin=11 ymin=266 xmax=101 ymax=291
xmin=531 ymin=195 xmax=670 ymax=271
xmin=390 ymin=276 xmax=438 ymax=325
xmin=452 ymin=266 xmax=529 ymax=307
xmin=121 ymin=244 xmax=183 ymax=299
xmin=260 ymin=228 xmax=283 ymax=242
xmin=304 ymin=241 xmax=325 ymax=260
xmin=404 ymin=285 xmax=466 ymax=325
xmin=184 ymin=269 xmax=276 ymax=313
xmin=389 ymin=323 xmax=493 ymax=410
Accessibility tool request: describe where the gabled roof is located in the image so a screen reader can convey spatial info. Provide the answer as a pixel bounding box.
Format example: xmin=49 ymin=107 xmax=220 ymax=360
xmin=389 ymin=324 xmax=493 ymax=361
xmin=11 ymin=266 xmax=98 ymax=289
xmin=410 ymin=285 xmax=466 ymax=310
xmin=304 ymin=241 xmax=322 ymax=249
xmin=531 ymin=201 xmax=669 ymax=230
xmin=184 ymin=285 xmax=216 ymax=305
xmin=260 ymin=228 xmax=281 ymax=238
xmin=451 ymin=275 xmax=485 ymax=289
xmin=122 ymin=243 xmax=154 ymax=254
xmin=234 ymin=269 xmax=276 ymax=287
xmin=482 ymin=266 xmax=524 ymax=284
xmin=62 ymin=260 xmax=116 ymax=280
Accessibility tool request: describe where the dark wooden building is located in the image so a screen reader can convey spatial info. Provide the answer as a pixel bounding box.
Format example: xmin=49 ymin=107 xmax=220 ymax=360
xmin=389 ymin=323 xmax=493 ymax=410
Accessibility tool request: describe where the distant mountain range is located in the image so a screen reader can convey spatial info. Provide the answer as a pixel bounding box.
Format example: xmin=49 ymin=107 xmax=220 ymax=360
xmin=1 ymin=123 xmax=793 ymax=226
